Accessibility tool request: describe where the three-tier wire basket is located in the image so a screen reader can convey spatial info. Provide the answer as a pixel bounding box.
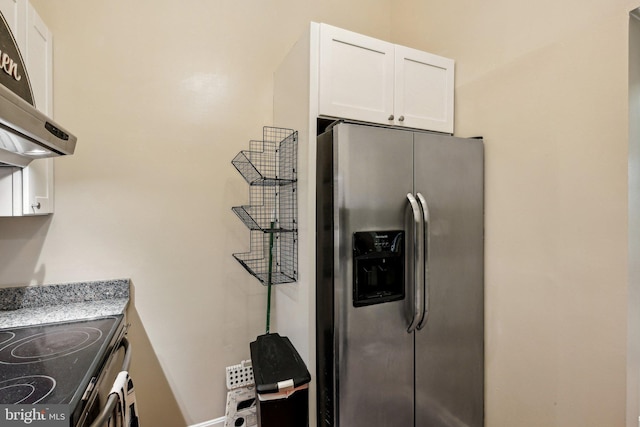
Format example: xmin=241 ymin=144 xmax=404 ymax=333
xmin=231 ymin=127 xmax=298 ymax=285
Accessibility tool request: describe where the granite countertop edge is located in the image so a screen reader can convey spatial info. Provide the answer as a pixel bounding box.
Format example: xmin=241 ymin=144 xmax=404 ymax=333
xmin=0 ymin=279 xmax=130 ymax=329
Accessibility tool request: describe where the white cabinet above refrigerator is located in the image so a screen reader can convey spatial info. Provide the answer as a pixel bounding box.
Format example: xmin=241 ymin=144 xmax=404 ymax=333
xmin=318 ymin=23 xmax=455 ymax=134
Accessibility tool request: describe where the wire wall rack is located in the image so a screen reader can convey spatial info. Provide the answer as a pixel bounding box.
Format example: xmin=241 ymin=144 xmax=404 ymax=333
xmin=231 ymin=127 xmax=298 ymax=285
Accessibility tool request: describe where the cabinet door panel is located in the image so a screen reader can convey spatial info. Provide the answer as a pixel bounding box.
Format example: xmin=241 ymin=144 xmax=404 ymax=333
xmin=319 ymin=23 xmax=394 ymax=124
xmin=0 ymin=0 xmax=26 ymax=49
xmin=0 ymin=168 xmax=16 ymax=216
xmin=395 ymin=46 xmax=454 ymax=134
xmin=25 ymin=2 xmax=51 ymax=113
xmin=22 ymin=158 xmax=52 ymax=214
xmin=21 ymin=1 xmax=53 ymax=215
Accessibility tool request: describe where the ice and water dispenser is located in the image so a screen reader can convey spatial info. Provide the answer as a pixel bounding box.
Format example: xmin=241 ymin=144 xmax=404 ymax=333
xmin=352 ymin=230 xmax=405 ymax=307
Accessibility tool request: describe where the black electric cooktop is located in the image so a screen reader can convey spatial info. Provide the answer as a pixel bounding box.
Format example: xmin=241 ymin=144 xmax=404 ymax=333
xmin=0 ymin=315 xmax=124 ymax=426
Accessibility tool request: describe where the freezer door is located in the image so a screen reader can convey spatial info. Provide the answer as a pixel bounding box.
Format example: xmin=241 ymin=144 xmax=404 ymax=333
xmin=333 ymin=123 xmax=415 ymax=427
xmin=413 ymin=133 xmax=484 ymax=427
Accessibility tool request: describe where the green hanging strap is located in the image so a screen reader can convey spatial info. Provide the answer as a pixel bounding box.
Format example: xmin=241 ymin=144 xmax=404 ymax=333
xmin=265 ymin=221 xmax=275 ymax=334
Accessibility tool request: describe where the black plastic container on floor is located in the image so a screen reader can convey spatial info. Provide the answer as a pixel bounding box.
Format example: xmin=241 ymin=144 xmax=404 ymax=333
xmin=250 ymin=333 xmax=311 ymax=427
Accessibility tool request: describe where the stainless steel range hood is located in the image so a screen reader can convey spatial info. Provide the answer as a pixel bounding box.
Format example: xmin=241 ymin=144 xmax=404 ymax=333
xmin=0 ymin=82 xmax=77 ymax=168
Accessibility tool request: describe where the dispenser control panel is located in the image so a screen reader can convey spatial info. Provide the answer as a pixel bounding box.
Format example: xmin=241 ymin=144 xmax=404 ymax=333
xmin=352 ymin=230 xmax=405 ymax=307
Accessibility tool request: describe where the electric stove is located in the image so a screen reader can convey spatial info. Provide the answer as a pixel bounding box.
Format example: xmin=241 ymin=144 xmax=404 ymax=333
xmin=0 ymin=315 xmax=125 ymax=426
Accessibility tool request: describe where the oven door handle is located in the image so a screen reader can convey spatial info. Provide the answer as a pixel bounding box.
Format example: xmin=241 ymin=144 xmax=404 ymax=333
xmin=88 ymin=337 xmax=131 ymax=427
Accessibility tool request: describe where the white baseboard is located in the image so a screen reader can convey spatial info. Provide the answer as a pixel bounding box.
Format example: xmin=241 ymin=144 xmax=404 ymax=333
xmin=189 ymin=416 xmax=225 ymax=427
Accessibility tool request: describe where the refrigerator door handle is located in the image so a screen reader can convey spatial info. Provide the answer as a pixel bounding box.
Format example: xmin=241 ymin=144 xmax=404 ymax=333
xmin=406 ymin=193 xmax=424 ymax=333
xmin=416 ymin=192 xmax=430 ymax=331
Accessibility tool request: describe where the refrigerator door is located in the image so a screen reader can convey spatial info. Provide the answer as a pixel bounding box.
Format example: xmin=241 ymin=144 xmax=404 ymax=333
xmin=413 ymin=133 xmax=484 ymax=426
xmin=332 ymin=123 xmax=415 ymax=427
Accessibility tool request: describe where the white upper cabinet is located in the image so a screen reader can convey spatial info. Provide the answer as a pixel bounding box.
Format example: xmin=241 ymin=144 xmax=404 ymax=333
xmin=319 ymin=24 xmax=395 ymax=125
xmin=394 ymin=46 xmax=454 ymax=133
xmin=0 ymin=0 xmax=54 ymax=216
xmin=318 ymin=23 xmax=455 ymax=134
xmin=22 ymin=1 xmax=54 ymax=215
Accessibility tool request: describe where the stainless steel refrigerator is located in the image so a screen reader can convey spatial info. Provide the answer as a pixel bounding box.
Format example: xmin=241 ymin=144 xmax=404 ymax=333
xmin=316 ymin=121 xmax=484 ymax=427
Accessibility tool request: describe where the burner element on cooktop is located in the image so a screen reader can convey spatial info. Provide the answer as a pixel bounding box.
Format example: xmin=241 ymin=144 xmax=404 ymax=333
xmin=0 ymin=375 xmax=56 ymax=404
xmin=0 ymin=331 xmax=15 ymax=346
xmin=0 ymin=327 xmax=103 ymax=364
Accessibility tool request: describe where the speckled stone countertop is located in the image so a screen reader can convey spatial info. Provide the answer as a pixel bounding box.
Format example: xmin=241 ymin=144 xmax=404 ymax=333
xmin=0 ymin=279 xmax=129 ymax=328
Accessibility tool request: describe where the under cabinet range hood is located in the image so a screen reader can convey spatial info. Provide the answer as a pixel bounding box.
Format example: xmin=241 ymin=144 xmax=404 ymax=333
xmin=0 ymin=12 xmax=77 ymax=168
xmin=0 ymin=83 xmax=77 ymax=167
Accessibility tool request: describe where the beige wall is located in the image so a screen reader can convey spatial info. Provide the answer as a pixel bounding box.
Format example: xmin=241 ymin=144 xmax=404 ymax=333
xmin=0 ymin=0 xmax=392 ymax=425
xmin=393 ymin=0 xmax=638 ymax=425
xmin=2 ymin=0 xmax=638 ymax=425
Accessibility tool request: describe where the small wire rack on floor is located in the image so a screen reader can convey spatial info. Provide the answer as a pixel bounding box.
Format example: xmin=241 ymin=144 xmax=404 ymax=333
xmin=231 ymin=127 xmax=298 ymax=285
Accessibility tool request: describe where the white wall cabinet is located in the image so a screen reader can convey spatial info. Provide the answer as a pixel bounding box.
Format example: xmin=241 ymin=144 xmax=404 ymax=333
xmin=22 ymin=2 xmax=54 ymax=214
xmin=0 ymin=0 xmax=54 ymax=216
xmin=318 ymin=25 xmax=395 ymax=126
xmin=318 ymin=23 xmax=455 ymax=134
